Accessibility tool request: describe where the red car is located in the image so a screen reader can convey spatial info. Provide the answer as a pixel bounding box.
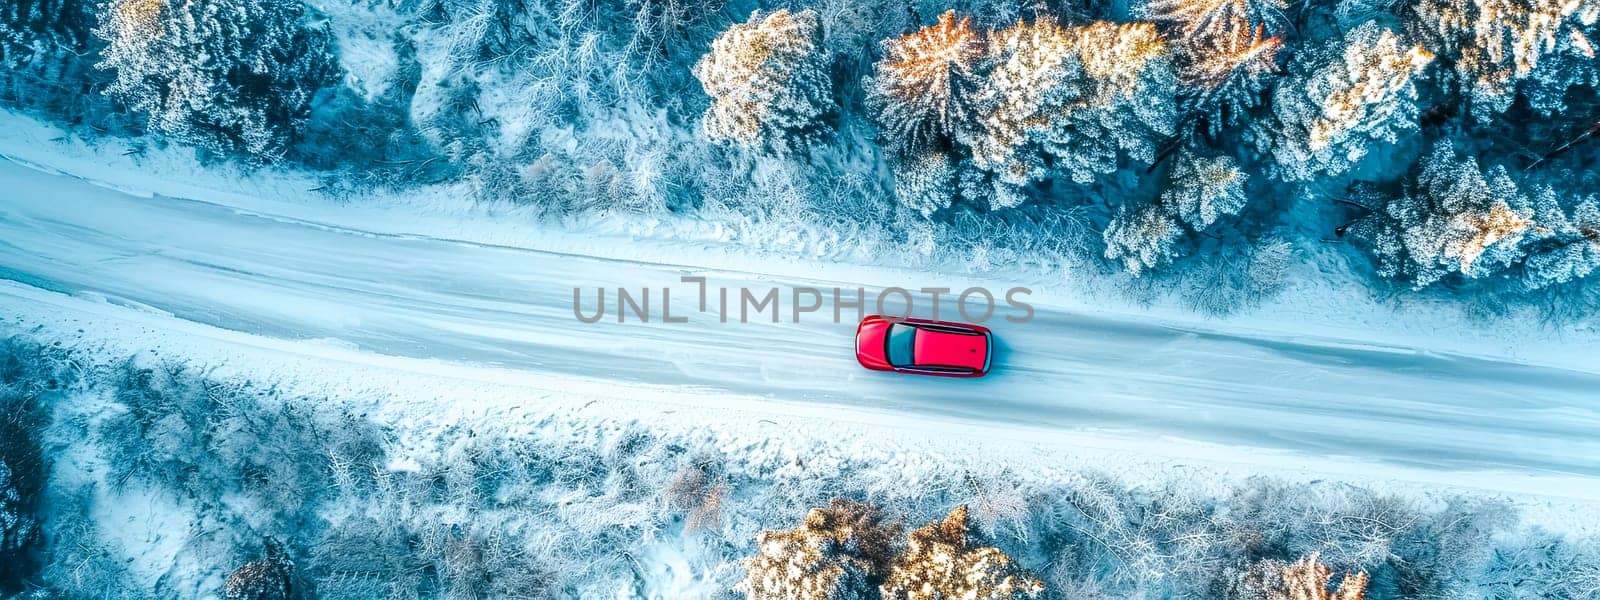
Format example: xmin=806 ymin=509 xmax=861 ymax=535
xmin=855 ymin=315 xmax=992 ymax=378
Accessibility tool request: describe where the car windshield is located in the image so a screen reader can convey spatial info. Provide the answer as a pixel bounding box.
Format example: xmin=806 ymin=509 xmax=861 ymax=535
xmin=885 ymin=323 xmax=917 ymax=367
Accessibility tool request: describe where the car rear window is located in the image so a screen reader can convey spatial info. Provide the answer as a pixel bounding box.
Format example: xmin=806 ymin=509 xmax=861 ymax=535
xmin=886 ymin=323 xmax=916 ymax=367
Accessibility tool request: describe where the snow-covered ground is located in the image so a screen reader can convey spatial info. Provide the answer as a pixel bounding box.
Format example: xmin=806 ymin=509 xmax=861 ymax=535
xmin=3 ymin=115 xmax=1600 ymax=511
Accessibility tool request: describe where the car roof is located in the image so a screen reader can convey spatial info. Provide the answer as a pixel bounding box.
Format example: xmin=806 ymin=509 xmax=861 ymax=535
xmin=911 ymin=327 xmax=987 ymax=371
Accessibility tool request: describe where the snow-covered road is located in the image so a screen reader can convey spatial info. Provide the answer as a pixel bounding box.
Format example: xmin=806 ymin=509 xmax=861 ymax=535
xmin=3 ymin=158 xmax=1599 ymax=485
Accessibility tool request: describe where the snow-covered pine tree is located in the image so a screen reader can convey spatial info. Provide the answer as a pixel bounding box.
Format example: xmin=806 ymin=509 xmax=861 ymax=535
xmin=865 ymin=10 xmax=986 ymax=154
xmin=969 ymin=18 xmax=1177 ymax=204
xmin=893 ymin=150 xmax=959 ymax=216
xmin=1228 ymin=552 xmax=1369 ymax=600
xmin=1102 ymin=151 xmax=1245 ymax=275
xmin=223 ymin=541 xmax=293 ymax=600
xmin=1512 ymin=31 xmax=1600 ymax=116
xmin=737 ymin=499 xmax=899 ymax=600
xmin=1521 ymin=188 xmax=1600 ymax=289
xmin=1043 ymin=22 xmax=1177 ymax=184
xmin=1139 ymin=0 xmax=1290 ymax=38
xmin=1172 ymin=17 xmax=1283 ymax=135
xmin=1136 ymin=0 xmax=1288 ymax=137
xmin=95 ymin=0 xmax=340 ymax=160
xmin=1409 ymin=0 xmax=1599 ymax=118
xmin=0 ymin=0 xmax=101 ymax=114
xmin=1163 ymin=152 xmax=1249 ymax=229
xmin=1350 ymin=142 xmax=1541 ymax=288
xmin=1258 ymin=22 xmax=1433 ymax=181
xmin=1105 ymin=203 xmax=1186 ymax=274
xmin=966 ymin=16 xmax=1078 ymax=196
xmin=693 ymin=9 xmax=834 ymax=156
xmin=879 ymin=505 xmax=1043 ymax=599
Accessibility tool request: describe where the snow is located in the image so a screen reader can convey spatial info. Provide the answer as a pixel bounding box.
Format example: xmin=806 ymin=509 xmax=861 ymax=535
xmin=1 ymin=123 xmax=1599 ymax=519
xmin=2 ymin=109 xmax=1600 ymax=599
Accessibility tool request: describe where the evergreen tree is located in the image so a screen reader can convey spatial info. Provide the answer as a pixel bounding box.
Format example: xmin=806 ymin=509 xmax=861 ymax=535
xmin=95 ymin=0 xmax=340 ymax=159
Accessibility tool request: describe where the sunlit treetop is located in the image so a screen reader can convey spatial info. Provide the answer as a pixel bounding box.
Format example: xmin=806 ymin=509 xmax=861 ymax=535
xmin=865 ymin=10 xmax=987 ymax=152
xmin=1412 ymin=0 xmax=1599 ymax=115
xmin=693 ymin=9 xmax=833 ymax=155
xmin=1140 ymin=0 xmax=1290 ymax=37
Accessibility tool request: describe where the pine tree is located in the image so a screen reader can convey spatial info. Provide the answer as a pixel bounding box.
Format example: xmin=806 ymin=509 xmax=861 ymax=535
xmin=1349 ymin=143 xmax=1542 ymax=288
xmin=95 ymin=0 xmax=339 ymax=160
xmin=693 ymin=9 xmax=834 ymax=156
xmin=1230 ymin=552 xmax=1369 ymax=600
xmin=1257 ymin=22 xmax=1433 ymax=181
xmin=865 ymin=11 xmax=986 ymax=153
xmin=970 ymin=18 xmax=1177 ymax=195
xmin=1410 ymin=0 xmax=1598 ymax=117
xmin=967 ymin=16 xmax=1079 ymax=190
xmin=1138 ymin=0 xmax=1290 ymax=137
xmin=223 ymin=541 xmax=293 ymax=600
xmin=1105 ymin=203 xmax=1186 ymax=275
xmin=1043 ymin=22 xmax=1178 ymax=186
xmin=1521 ymin=189 xmax=1600 ymax=289
xmin=894 ymin=150 xmax=959 ymax=216
xmin=1102 ymin=152 xmax=1245 ymax=276
xmin=879 ymin=506 xmax=1043 ymax=600
xmin=0 ymin=0 xmax=101 ymax=114
xmin=1139 ymin=0 xmax=1289 ymax=38
xmin=1164 ymin=152 xmax=1249 ymax=229
xmin=1173 ymin=17 xmax=1284 ymax=135
xmin=737 ymin=499 xmax=901 ymax=600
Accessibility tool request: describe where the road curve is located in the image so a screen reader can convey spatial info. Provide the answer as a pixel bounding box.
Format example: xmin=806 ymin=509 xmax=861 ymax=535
xmin=2 ymin=159 xmax=1599 ymax=480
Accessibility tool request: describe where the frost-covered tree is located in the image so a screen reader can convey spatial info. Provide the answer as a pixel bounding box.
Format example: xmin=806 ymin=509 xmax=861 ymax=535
xmin=1350 ymin=143 xmax=1539 ymax=288
xmin=1142 ymin=0 xmax=1286 ymax=138
xmin=965 ymin=17 xmax=1077 ymax=194
xmin=879 ymin=505 xmax=1043 ymax=600
xmin=663 ymin=460 xmax=728 ymax=533
xmin=0 ymin=0 xmax=101 ymax=114
xmin=1105 ymin=204 xmax=1186 ymax=274
xmin=874 ymin=17 xmax=1178 ymax=211
xmin=1512 ymin=33 xmax=1600 ymax=116
xmin=1185 ymin=236 xmax=1294 ymax=314
xmin=693 ymin=9 xmax=834 ymax=156
xmin=1059 ymin=22 xmax=1179 ymax=176
xmin=1139 ymin=0 xmax=1290 ymax=37
xmin=1410 ymin=0 xmax=1599 ymax=117
xmin=94 ymin=0 xmax=340 ymax=160
xmin=894 ymin=150 xmax=959 ymax=216
xmin=1229 ymin=552 xmax=1370 ymax=600
xmin=970 ymin=18 xmax=1177 ymax=203
xmin=865 ymin=11 xmax=986 ymax=153
xmin=1481 ymin=533 xmax=1600 ymax=599
xmin=1346 ymin=143 xmax=1598 ymax=290
xmin=1104 ymin=152 xmax=1246 ymax=275
xmin=1164 ymin=152 xmax=1249 ymax=229
xmin=223 ymin=541 xmax=292 ymax=600
xmin=1172 ymin=17 xmax=1284 ymax=135
xmin=0 ymin=461 xmax=31 ymax=566
xmin=737 ymin=499 xmax=901 ymax=600
xmin=1521 ymin=191 xmax=1600 ymax=289
xmin=1258 ymin=23 xmax=1433 ymax=181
